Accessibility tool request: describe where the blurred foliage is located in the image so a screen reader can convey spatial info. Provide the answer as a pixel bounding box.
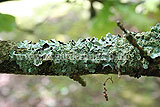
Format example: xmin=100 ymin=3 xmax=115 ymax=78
xmin=90 ymin=0 xmax=160 ymax=38
xmin=0 ymin=0 xmax=160 ymax=107
xmin=89 ymin=1 xmax=116 ymax=38
xmin=0 ymin=13 xmax=16 ymax=32
xmin=115 ymin=4 xmax=156 ymax=31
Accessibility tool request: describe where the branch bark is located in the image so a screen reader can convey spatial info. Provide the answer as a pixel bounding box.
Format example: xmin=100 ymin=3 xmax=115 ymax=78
xmin=0 ymin=58 xmax=160 ymax=77
xmin=0 ymin=23 xmax=160 ymax=79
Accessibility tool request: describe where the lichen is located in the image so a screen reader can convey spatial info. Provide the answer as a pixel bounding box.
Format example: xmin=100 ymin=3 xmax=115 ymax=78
xmin=9 ymin=23 xmax=160 ymax=75
xmin=135 ymin=23 xmax=160 ymax=59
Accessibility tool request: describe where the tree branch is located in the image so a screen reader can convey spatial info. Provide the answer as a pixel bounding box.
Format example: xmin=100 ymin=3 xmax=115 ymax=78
xmin=0 ymin=23 xmax=160 ymax=80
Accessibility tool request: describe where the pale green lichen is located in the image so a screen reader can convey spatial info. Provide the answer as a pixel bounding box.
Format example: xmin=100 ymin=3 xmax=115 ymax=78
xmin=135 ymin=23 xmax=160 ymax=59
xmin=9 ymin=23 xmax=160 ymax=74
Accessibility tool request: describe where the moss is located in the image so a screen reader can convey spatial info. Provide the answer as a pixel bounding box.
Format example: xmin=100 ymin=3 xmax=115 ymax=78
xmin=0 ymin=41 xmax=17 ymax=61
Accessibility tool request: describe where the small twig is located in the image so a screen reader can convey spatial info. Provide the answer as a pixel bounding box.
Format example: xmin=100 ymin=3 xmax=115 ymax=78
xmin=115 ymin=66 xmax=121 ymax=79
xmin=117 ymin=69 xmax=121 ymax=79
xmin=116 ymin=21 xmax=128 ymax=34
xmin=103 ymin=76 xmax=113 ymax=101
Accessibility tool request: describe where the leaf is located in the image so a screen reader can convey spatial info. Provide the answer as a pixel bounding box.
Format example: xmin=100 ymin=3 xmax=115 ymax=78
xmin=0 ymin=13 xmax=16 ymax=32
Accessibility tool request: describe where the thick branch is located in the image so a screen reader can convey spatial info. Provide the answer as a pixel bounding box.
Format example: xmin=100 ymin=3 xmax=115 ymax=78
xmin=0 ymin=23 xmax=160 ymax=79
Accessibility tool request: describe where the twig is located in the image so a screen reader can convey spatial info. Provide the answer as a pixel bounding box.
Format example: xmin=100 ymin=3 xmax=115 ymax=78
xmin=116 ymin=21 xmax=128 ymax=34
xmin=103 ymin=76 xmax=113 ymax=101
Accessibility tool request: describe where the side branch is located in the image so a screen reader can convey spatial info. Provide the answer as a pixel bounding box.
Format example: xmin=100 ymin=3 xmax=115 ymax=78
xmin=116 ymin=21 xmax=153 ymax=62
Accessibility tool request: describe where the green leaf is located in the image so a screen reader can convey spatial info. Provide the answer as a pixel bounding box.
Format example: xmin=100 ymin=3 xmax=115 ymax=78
xmin=0 ymin=13 xmax=16 ymax=32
